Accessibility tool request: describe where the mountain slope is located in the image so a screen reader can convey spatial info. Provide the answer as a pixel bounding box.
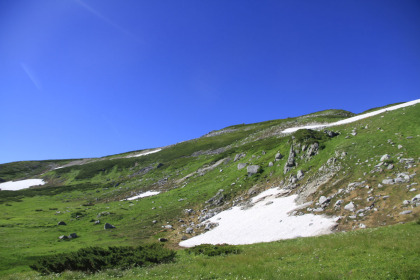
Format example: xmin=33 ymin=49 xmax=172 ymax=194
xmin=0 ymin=100 xmax=419 ymax=278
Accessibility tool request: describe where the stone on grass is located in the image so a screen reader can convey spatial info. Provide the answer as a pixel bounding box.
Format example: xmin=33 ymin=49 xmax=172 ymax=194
xmin=58 ymin=221 xmax=66 ymax=226
xmin=104 ymin=223 xmax=116 ymax=230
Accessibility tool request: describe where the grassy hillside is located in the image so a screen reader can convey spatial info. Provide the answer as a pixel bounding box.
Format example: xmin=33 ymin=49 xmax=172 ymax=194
xmin=0 ymin=103 xmax=419 ymax=279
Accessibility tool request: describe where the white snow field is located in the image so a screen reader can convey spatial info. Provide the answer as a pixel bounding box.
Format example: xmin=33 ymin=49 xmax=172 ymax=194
xmin=179 ymin=188 xmax=337 ymax=247
xmin=0 ymin=179 xmax=46 ymax=191
xmin=124 ymin=191 xmax=160 ymax=201
xmin=126 ymin=148 xmax=162 ymax=158
xmin=282 ymin=99 xmax=420 ymax=134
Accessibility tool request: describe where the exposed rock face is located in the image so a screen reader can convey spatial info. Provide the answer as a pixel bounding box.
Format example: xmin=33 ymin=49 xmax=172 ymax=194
xmin=247 ymin=165 xmax=261 ymax=176
xmin=284 ymin=145 xmax=295 ymax=174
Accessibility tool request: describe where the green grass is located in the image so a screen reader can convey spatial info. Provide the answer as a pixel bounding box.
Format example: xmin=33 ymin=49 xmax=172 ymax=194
xmin=4 ymin=222 xmax=419 ymax=279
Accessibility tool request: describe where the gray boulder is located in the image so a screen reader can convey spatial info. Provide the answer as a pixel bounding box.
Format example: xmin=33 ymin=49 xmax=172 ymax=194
xmin=400 ymin=210 xmax=412 ymax=215
xmin=58 ymin=235 xmax=68 ymax=240
xmin=186 ymin=227 xmax=194 ymax=234
xmin=247 ymin=165 xmax=260 ymax=176
xmin=268 ymin=161 xmax=274 ymax=167
xmin=68 ymin=233 xmax=78 ymax=239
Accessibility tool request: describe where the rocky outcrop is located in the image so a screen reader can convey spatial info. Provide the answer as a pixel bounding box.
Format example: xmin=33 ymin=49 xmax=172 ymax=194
xmin=284 ymin=145 xmax=295 ymax=174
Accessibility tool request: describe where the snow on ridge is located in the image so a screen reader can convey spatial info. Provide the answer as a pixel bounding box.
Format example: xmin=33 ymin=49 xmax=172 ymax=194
xmin=282 ymin=99 xmax=420 ymax=134
xmin=123 ymin=191 xmax=160 ymax=201
xmin=0 ymin=179 xmax=46 ymax=191
xmin=126 ymin=148 xmax=162 ymax=158
xmin=179 ymin=188 xmax=337 ymax=247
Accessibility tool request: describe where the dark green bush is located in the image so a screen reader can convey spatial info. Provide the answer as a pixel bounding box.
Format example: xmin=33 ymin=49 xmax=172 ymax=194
xmin=30 ymin=244 xmax=176 ymax=274
xmin=186 ymin=244 xmax=241 ymax=256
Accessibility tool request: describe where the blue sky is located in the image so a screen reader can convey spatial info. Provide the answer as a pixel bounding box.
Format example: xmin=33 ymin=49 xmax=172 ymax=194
xmin=1 ymin=0 xmax=419 ymax=164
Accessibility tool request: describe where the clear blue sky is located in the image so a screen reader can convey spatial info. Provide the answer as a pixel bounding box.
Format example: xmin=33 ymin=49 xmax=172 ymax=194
xmin=1 ymin=0 xmax=419 ymax=164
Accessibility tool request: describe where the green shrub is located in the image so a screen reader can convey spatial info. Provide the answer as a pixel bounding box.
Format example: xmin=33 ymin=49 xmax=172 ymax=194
xmin=186 ymin=244 xmax=240 ymax=256
xmin=30 ymin=244 xmax=176 ymax=274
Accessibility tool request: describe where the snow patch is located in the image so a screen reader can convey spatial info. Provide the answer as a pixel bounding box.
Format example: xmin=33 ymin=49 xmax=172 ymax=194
xmin=282 ymin=99 xmax=420 ymax=133
xmin=124 ymin=191 xmax=160 ymax=201
xmin=126 ymin=148 xmax=162 ymax=158
xmin=179 ymin=188 xmax=336 ymax=247
xmin=0 ymin=179 xmax=46 ymax=191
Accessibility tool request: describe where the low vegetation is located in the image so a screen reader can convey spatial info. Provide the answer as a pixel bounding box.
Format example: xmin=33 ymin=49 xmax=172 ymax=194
xmin=29 ymin=244 xmax=176 ymax=274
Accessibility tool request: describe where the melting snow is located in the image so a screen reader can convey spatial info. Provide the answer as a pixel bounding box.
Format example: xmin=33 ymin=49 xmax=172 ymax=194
xmin=124 ymin=191 xmax=160 ymax=201
xmin=0 ymin=179 xmax=46 ymax=191
xmin=282 ymin=99 xmax=420 ymax=133
xmin=126 ymin=148 xmax=162 ymax=158
xmin=179 ymin=188 xmax=337 ymax=247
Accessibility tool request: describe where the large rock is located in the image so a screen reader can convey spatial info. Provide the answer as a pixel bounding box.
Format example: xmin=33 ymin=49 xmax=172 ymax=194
xmin=185 ymin=227 xmax=194 ymax=234
xmin=104 ymin=223 xmax=116 ymax=230
xmin=247 ymin=165 xmax=261 ymax=176
xmin=275 ymin=153 xmax=283 ymax=161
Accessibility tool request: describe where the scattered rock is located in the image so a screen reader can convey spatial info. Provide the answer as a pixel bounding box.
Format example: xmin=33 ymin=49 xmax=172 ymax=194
xmin=398 ymin=145 xmax=403 ymax=149
xmin=344 ymin=202 xmax=355 ymax=211
xmin=400 ymin=210 xmax=412 ymax=215
xmin=186 ymin=227 xmax=194 ymax=234
xmin=104 ymin=223 xmax=116 ymax=230
xmin=158 ymin=238 xmax=168 ymax=242
xmin=275 ymin=153 xmax=283 ymax=161
xmin=57 ymin=221 xmax=66 ymax=226
xmin=325 ymin=130 xmax=339 ymax=137
xmin=206 ymin=189 xmax=225 ymax=206
xmin=319 ymin=196 xmax=329 ymax=205
xmin=58 ymin=235 xmax=68 ymax=240
xmin=268 ymin=162 xmax=274 ymax=167
xmin=234 ymin=153 xmax=246 ymax=162
xmin=237 ymin=163 xmax=247 ymax=170
xmin=380 ymin=154 xmax=391 ymax=162
xmin=382 ymin=179 xmax=395 ymax=185
xmin=94 ymin=220 xmax=100 ymax=225
xmin=68 ymin=233 xmax=78 ymax=239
